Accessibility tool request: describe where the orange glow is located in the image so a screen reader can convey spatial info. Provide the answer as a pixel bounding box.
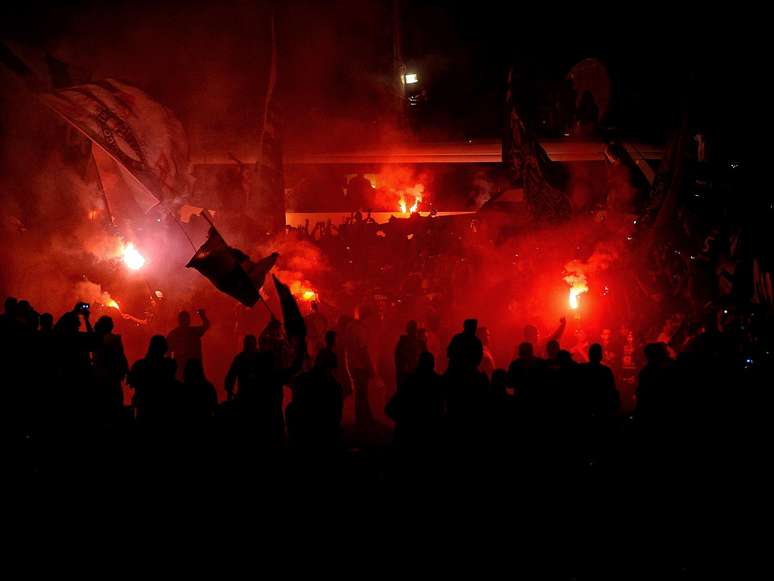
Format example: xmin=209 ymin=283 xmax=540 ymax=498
xmin=397 ymin=185 xmax=423 ymax=216
xmin=106 ymin=299 xmax=120 ymax=310
xmin=564 ymin=274 xmax=588 ymax=310
xmin=122 ymin=242 xmax=145 ymax=270
xmin=286 ymin=279 xmax=318 ymax=302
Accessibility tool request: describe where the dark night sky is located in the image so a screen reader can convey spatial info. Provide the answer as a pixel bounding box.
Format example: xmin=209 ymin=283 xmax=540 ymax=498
xmin=1 ymin=0 xmax=758 ymax=156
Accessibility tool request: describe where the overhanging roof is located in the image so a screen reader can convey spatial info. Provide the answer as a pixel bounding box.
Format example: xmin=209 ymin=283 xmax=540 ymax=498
xmin=191 ymin=140 xmax=663 ymax=166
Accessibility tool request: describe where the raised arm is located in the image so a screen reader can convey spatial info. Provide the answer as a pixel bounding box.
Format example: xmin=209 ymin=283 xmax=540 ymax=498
xmin=546 ymin=317 xmax=566 ymax=345
xmin=197 ymin=309 xmax=211 ymax=334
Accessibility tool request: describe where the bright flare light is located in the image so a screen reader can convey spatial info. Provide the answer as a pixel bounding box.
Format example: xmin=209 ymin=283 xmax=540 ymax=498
xmin=398 ymin=185 xmax=423 ymax=216
xmin=106 ymin=299 xmax=120 ymax=310
xmin=564 ymin=274 xmax=589 ymax=310
xmin=404 ymin=73 xmax=418 ymax=84
xmin=122 ymin=242 xmax=146 ymax=271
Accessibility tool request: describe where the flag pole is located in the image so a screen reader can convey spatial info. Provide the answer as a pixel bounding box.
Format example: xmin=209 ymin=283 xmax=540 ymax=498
xmin=170 ymin=210 xmax=198 ymax=252
xmin=258 ymin=295 xmax=277 ymax=320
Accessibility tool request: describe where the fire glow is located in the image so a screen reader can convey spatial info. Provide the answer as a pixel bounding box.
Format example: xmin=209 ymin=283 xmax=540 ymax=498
xmin=122 ymin=242 xmax=146 ymax=270
xmin=286 ymin=279 xmax=318 ymax=303
xmin=564 ymin=274 xmax=589 ymax=310
xmin=398 ymin=184 xmax=424 ymax=216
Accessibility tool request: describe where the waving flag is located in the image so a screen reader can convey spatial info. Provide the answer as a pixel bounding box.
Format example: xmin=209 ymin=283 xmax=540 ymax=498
xmin=187 ymin=224 xmax=279 ymax=307
xmin=272 ymin=274 xmax=306 ymax=352
xmin=504 ymin=67 xmax=571 ymax=222
xmin=38 ymin=78 xmax=192 ymax=211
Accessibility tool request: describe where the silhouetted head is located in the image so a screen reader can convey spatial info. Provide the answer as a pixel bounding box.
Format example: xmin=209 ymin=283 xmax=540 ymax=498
xmin=39 ymin=313 xmax=53 ymax=332
xmin=184 ymin=358 xmax=205 ymax=384
xmin=147 ymin=335 xmax=168 ymax=358
xmin=178 ymin=311 xmax=191 ymax=327
xmin=17 ymin=300 xmax=32 ymax=315
xmin=477 ymin=326 xmax=490 ymax=346
xmin=463 ymin=319 xmax=477 ymax=336
xmin=55 ymin=312 xmax=80 ymax=334
xmin=94 ymin=316 xmax=114 ymax=335
xmin=3 ymin=297 xmax=17 ymax=316
xmin=588 ymin=343 xmax=603 ymax=363
xmin=406 ymin=320 xmax=418 ymax=335
xmin=557 ymin=350 xmax=574 ymax=367
xmin=243 ymin=334 xmax=257 ymax=352
xmin=324 ymin=329 xmax=336 ymax=349
xmin=26 ymin=309 xmax=39 ymax=330
xmin=523 ymin=324 xmax=538 ymax=345
xmin=546 ymin=339 xmax=560 ymax=359
xmin=417 ymin=351 xmax=435 ymax=373
xmin=518 ymin=341 xmax=534 ymax=359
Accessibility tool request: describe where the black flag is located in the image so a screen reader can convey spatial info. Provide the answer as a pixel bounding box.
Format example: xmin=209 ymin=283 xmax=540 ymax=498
xmin=187 ymin=226 xmax=278 ymax=307
xmin=272 ymin=274 xmax=306 ymax=352
xmin=504 ymin=67 xmax=572 ymax=222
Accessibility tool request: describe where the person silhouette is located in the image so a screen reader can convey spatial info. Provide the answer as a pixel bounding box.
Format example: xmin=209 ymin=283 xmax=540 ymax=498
xmin=634 ymin=342 xmax=677 ymax=426
xmin=346 ymin=309 xmax=376 ymax=430
xmin=316 ymin=330 xmax=338 ymax=371
xmin=52 ymin=304 xmax=96 ymax=423
xmin=523 ymin=317 xmax=566 ymax=357
xmin=477 ymin=326 xmax=496 ymax=379
xmin=128 ymin=335 xmax=178 ymax=427
xmin=575 ymin=343 xmax=621 ymax=463
xmin=181 ymin=358 xmax=218 ymax=425
xmin=39 ymin=313 xmax=53 ymax=334
xmin=394 ymin=320 xmax=424 ymax=391
xmin=225 ymin=334 xmax=261 ymax=402
xmin=287 ymin=347 xmax=343 ymax=452
xmin=233 ymin=319 xmax=305 ymax=449
xmin=445 ymin=319 xmax=489 ymax=451
xmin=579 ymin=343 xmax=620 ymax=419
xmin=305 ymin=301 xmax=328 ymax=359
xmin=386 ymin=351 xmax=444 ymax=452
xmin=447 ymin=319 xmax=484 ymax=373
xmin=92 ymin=315 xmax=129 ymax=423
xmin=507 ymin=341 xmax=544 ymax=400
xmin=167 ymin=309 xmax=210 ymax=380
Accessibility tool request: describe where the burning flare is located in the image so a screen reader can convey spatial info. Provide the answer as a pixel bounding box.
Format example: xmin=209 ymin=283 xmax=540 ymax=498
xmin=286 ymin=279 xmax=318 ymax=302
xmin=564 ymin=274 xmax=589 ymax=310
xmin=122 ymin=242 xmax=146 ymax=271
xmin=398 ymin=184 xmax=424 ymax=216
xmin=106 ymin=299 xmax=120 ymax=310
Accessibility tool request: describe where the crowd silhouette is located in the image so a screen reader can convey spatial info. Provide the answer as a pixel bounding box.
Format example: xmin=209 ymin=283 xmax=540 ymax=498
xmin=2 ymin=292 xmax=767 ymax=574
xmin=3 ymin=294 xmax=763 ymax=470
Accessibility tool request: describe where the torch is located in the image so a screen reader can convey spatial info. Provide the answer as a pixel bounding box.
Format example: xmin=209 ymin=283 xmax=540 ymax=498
xmin=564 ymin=273 xmax=588 ymax=320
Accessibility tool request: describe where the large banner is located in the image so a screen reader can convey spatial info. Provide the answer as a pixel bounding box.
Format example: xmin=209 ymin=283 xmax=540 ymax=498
xmin=39 ymin=78 xmax=193 ymax=211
